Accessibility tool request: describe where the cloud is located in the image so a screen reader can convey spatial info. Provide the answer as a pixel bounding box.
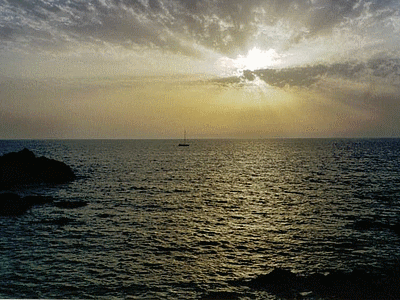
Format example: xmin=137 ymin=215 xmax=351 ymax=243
xmin=0 ymin=0 xmax=399 ymax=78
xmin=247 ymin=62 xmax=368 ymax=88
xmin=210 ymin=58 xmax=400 ymax=101
xmin=0 ymin=0 xmax=202 ymax=56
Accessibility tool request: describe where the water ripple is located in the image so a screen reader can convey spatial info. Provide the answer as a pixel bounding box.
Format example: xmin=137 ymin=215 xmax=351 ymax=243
xmin=1 ymin=139 xmax=400 ymax=299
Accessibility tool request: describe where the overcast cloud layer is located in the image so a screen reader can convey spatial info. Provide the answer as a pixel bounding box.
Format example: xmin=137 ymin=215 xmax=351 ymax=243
xmin=1 ymin=0 xmax=400 ymax=138
xmin=1 ymin=0 xmax=400 ymax=77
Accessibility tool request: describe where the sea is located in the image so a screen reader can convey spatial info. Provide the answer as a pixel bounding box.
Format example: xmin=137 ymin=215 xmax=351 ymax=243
xmin=1 ymin=138 xmax=400 ymax=299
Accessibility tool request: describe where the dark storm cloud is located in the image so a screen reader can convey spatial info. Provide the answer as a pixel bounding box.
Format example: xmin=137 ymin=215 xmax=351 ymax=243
xmin=1 ymin=0 xmax=398 ymax=57
xmin=212 ymin=58 xmax=400 ymax=89
xmin=248 ymin=62 xmax=367 ymax=88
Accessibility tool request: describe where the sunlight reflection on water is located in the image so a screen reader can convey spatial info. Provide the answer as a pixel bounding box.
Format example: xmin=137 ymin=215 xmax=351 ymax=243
xmin=1 ymin=139 xmax=400 ymax=299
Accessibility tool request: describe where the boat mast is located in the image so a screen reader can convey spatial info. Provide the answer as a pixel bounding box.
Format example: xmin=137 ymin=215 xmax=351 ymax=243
xmin=178 ymin=129 xmax=189 ymax=146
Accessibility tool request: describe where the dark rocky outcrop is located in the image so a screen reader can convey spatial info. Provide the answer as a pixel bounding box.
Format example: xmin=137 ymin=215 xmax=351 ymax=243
xmin=0 ymin=193 xmax=54 ymax=216
xmin=0 ymin=148 xmax=76 ymax=189
xmin=231 ymin=267 xmax=400 ymax=299
xmin=0 ymin=193 xmax=88 ymax=216
xmin=0 ymin=149 xmax=79 ymax=216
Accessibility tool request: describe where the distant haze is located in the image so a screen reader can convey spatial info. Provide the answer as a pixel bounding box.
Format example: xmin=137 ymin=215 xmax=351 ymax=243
xmin=1 ymin=1 xmax=400 ymax=139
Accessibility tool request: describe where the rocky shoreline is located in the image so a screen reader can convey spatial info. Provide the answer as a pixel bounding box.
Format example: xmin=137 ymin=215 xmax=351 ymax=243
xmin=0 ymin=148 xmax=78 ymax=216
xmin=228 ymin=267 xmax=400 ymax=299
xmin=0 ymin=148 xmax=76 ymax=190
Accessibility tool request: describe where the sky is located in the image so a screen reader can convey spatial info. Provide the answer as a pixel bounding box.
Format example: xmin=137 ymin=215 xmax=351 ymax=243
xmin=0 ymin=0 xmax=400 ymax=139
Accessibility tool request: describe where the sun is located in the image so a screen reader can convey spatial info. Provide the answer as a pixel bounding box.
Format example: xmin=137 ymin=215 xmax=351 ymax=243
xmin=234 ymin=47 xmax=280 ymax=71
xmin=214 ymin=47 xmax=281 ymax=77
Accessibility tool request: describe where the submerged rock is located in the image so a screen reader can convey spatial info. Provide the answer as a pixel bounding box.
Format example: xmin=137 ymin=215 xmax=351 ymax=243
xmin=38 ymin=217 xmax=74 ymax=226
xmin=0 ymin=148 xmax=76 ymax=189
xmin=352 ymin=218 xmax=400 ymax=236
xmin=54 ymin=200 xmax=87 ymax=209
xmin=0 ymin=192 xmax=89 ymax=216
xmin=200 ymin=291 xmax=240 ymax=300
xmin=0 ymin=193 xmax=30 ymax=216
xmin=0 ymin=193 xmax=54 ymax=216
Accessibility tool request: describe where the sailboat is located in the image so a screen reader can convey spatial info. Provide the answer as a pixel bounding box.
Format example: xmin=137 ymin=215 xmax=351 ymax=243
xmin=178 ymin=130 xmax=189 ymax=147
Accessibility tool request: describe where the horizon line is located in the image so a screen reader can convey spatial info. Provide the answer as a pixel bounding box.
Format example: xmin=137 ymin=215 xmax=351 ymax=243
xmin=1 ymin=137 xmax=400 ymax=141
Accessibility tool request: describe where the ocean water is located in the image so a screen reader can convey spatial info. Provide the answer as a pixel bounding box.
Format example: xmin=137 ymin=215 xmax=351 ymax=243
xmin=1 ymin=139 xmax=400 ymax=299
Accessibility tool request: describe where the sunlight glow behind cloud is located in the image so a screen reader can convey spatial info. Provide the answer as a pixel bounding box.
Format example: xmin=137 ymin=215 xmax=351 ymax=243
xmin=1 ymin=0 xmax=400 ymax=138
xmin=1 ymin=0 xmax=399 ymax=77
xmin=234 ymin=48 xmax=281 ymax=71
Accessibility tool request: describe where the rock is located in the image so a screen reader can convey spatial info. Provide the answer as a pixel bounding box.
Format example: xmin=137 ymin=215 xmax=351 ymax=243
xmin=200 ymin=291 xmax=240 ymax=300
xmin=0 ymin=148 xmax=76 ymax=189
xmin=0 ymin=193 xmax=54 ymax=216
xmin=0 ymin=193 xmax=30 ymax=216
xmin=244 ymin=268 xmax=302 ymax=297
xmin=38 ymin=217 xmax=74 ymax=226
xmin=24 ymin=195 xmax=54 ymax=206
xmin=352 ymin=218 xmax=400 ymax=236
xmin=390 ymin=222 xmax=400 ymax=235
xmin=54 ymin=200 xmax=87 ymax=209
xmin=352 ymin=218 xmax=386 ymax=230
xmin=233 ymin=267 xmax=400 ymax=299
xmin=247 ymin=268 xmax=297 ymax=287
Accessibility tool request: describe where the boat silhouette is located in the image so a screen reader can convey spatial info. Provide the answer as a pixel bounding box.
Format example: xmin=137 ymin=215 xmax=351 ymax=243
xmin=178 ymin=130 xmax=189 ymax=147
